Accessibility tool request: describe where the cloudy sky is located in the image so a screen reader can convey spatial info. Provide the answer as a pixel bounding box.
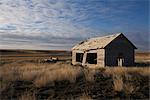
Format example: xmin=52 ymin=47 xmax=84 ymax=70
xmin=0 ymin=0 xmax=149 ymax=51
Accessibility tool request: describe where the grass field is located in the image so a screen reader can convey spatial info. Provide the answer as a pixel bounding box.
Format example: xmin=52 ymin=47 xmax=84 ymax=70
xmin=0 ymin=49 xmax=149 ymax=99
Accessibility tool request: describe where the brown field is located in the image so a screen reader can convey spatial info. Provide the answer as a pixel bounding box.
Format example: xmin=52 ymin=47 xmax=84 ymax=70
xmin=0 ymin=49 xmax=150 ymax=99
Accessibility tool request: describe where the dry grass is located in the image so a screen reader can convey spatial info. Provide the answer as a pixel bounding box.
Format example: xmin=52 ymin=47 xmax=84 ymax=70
xmin=0 ymin=62 xmax=82 ymax=87
xmin=34 ymin=65 xmax=82 ymax=87
xmin=19 ymin=93 xmax=36 ymax=100
xmin=127 ymin=67 xmax=150 ymax=76
xmin=78 ymin=93 xmax=92 ymax=100
xmin=113 ymin=75 xmax=137 ymax=94
xmin=0 ymin=62 xmax=149 ymax=88
xmin=1 ymin=50 xmax=149 ymax=99
xmin=105 ymin=67 xmax=126 ymax=75
xmin=123 ymin=83 xmax=135 ymax=94
xmin=110 ymin=67 xmax=149 ymax=94
xmin=0 ymin=60 xmax=149 ymax=99
xmin=84 ymin=69 xmax=96 ymax=82
xmin=104 ymin=67 xmax=150 ymax=77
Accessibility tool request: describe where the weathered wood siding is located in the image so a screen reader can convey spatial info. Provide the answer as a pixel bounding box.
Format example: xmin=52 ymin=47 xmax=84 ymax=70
xmin=97 ymin=49 xmax=105 ymax=67
xmin=105 ymin=35 xmax=135 ymax=66
xmin=72 ymin=50 xmax=76 ymax=65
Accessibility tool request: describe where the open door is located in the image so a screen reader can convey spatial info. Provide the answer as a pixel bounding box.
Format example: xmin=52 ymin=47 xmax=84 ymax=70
xmin=117 ymin=53 xmax=124 ymax=66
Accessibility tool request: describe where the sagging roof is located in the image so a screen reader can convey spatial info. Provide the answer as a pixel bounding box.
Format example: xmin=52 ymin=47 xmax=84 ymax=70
xmin=72 ymin=33 xmax=136 ymax=51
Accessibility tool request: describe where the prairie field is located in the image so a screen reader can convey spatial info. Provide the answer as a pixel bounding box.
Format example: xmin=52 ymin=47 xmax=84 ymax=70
xmin=0 ymin=50 xmax=150 ymax=99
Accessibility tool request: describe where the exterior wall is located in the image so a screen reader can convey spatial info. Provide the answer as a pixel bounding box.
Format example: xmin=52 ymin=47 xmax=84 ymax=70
xmin=72 ymin=49 xmax=105 ymax=68
xmin=105 ymin=35 xmax=135 ymax=66
xmin=72 ymin=50 xmax=76 ymax=65
xmin=97 ymin=49 xmax=105 ymax=67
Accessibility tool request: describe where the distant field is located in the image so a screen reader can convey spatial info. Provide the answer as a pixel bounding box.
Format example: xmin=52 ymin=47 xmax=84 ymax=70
xmin=0 ymin=49 xmax=71 ymax=58
xmin=135 ymin=52 xmax=150 ymax=62
xmin=0 ymin=49 xmax=71 ymax=64
xmin=0 ymin=49 xmax=71 ymax=55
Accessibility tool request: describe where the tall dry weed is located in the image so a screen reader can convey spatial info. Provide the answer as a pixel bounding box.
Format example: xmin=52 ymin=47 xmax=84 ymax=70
xmin=113 ymin=75 xmax=123 ymax=92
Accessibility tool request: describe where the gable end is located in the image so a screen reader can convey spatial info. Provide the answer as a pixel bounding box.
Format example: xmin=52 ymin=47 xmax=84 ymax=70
xmin=104 ymin=33 xmax=137 ymax=49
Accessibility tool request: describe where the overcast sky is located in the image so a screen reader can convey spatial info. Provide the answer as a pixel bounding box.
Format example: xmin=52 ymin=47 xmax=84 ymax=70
xmin=0 ymin=0 xmax=149 ymax=51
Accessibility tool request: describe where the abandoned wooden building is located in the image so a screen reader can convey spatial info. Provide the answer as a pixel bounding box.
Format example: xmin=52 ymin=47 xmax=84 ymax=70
xmin=72 ymin=33 xmax=137 ymax=68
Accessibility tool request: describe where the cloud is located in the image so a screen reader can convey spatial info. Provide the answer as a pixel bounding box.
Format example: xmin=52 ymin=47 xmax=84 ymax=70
xmin=0 ymin=24 xmax=17 ymax=31
xmin=0 ymin=0 xmax=97 ymax=37
xmin=0 ymin=0 xmax=149 ymax=51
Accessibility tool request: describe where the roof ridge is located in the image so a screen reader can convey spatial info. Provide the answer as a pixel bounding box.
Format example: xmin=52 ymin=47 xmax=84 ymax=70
xmin=90 ymin=33 xmax=122 ymax=40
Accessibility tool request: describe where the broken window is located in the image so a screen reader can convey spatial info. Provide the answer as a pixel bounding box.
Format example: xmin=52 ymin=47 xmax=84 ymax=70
xmin=86 ymin=53 xmax=97 ymax=64
xmin=76 ymin=53 xmax=83 ymax=63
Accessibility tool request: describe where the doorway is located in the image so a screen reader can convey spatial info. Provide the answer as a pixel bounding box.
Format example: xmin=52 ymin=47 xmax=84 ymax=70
xmin=117 ymin=53 xmax=124 ymax=66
